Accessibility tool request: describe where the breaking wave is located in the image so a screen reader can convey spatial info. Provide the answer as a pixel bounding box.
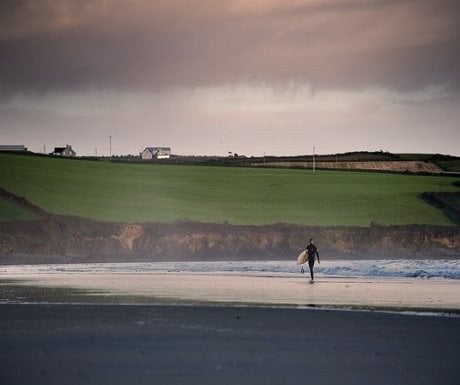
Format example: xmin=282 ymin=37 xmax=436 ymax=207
xmin=1 ymin=259 xmax=459 ymax=280
xmin=316 ymin=260 xmax=460 ymax=280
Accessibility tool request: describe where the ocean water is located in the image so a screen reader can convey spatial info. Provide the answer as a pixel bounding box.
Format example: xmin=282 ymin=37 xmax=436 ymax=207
xmin=1 ymin=260 xmax=459 ymax=280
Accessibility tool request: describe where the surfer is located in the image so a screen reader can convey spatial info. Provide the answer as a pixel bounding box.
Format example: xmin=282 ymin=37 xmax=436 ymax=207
xmin=305 ymin=238 xmax=320 ymax=283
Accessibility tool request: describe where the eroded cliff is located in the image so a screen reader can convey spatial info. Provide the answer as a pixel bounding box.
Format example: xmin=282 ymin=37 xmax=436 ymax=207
xmin=0 ymin=215 xmax=458 ymax=264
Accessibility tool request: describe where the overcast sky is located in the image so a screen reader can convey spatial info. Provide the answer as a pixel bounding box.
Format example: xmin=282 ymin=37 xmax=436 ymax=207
xmin=0 ymin=0 xmax=459 ymax=156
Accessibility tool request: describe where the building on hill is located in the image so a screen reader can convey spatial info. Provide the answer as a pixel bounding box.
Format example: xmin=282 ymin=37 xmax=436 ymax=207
xmin=140 ymin=147 xmax=171 ymax=160
xmin=52 ymin=145 xmax=76 ymax=157
xmin=0 ymin=144 xmax=27 ymax=152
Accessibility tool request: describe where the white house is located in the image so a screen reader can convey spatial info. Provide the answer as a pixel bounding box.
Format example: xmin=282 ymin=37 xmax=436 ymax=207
xmin=52 ymin=144 xmax=76 ymax=157
xmin=140 ymin=147 xmax=171 ymax=160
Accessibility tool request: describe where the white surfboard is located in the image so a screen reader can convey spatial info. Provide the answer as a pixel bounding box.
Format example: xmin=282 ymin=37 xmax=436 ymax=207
xmin=296 ymin=250 xmax=308 ymax=265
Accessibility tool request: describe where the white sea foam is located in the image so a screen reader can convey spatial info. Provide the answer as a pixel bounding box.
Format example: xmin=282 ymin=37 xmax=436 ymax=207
xmin=1 ymin=259 xmax=459 ymax=280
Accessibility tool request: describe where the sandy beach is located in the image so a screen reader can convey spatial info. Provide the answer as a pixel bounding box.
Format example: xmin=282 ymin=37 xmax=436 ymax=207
xmin=1 ymin=262 xmax=459 ymax=311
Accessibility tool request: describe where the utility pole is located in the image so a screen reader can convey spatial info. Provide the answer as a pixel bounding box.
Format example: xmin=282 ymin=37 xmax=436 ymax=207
xmin=313 ymin=146 xmax=316 ymax=174
xmin=109 ymin=135 xmax=112 ymax=157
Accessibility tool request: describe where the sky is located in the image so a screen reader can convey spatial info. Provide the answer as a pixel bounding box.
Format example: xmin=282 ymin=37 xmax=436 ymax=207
xmin=0 ymin=0 xmax=459 ymax=157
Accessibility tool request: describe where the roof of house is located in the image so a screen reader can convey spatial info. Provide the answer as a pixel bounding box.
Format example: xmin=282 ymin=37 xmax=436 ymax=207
xmin=0 ymin=144 xmax=27 ymax=150
xmin=144 ymin=147 xmax=171 ymax=152
xmin=53 ymin=146 xmax=75 ymax=154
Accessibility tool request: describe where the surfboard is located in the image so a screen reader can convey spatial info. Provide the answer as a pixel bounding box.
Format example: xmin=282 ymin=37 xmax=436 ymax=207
xmin=296 ymin=250 xmax=308 ymax=265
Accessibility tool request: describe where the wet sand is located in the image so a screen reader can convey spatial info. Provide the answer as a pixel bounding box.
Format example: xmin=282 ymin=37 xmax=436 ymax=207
xmin=1 ymin=304 xmax=459 ymax=385
xmin=1 ymin=270 xmax=460 ymax=311
xmin=2 ymin=267 xmax=460 ymax=384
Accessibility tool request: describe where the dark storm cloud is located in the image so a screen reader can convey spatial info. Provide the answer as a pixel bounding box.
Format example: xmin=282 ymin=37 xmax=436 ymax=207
xmin=0 ymin=0 xmax=459 ymax=94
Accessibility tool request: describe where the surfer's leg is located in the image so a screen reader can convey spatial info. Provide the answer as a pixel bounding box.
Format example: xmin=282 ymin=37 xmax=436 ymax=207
xmin=308 ymin=260 xmax=315 ymax=281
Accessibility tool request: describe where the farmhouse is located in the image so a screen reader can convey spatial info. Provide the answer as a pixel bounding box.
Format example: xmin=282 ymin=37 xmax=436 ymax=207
xmin=0 ymin=145 xmax=27 ymax=152
xmin=52 ymin=145 xmax=76 ymax=157
xmin=140 ymin=147 xmax=171 ymax=160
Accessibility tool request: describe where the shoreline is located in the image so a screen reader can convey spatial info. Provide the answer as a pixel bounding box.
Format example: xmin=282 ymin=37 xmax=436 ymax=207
xmin=1 ymin=267 xmax=459 ymax=313
xmin=2 ymin=298 xmax=459 ymax=318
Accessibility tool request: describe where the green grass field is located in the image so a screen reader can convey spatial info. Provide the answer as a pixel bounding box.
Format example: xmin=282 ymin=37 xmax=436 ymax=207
xmin=0 ymin=153 xmax=459 ymax=226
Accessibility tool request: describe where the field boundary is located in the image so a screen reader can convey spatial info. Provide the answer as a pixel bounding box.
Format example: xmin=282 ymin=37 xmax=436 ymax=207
xmin=0 ymin=187 xmax=49 ymax=218
xmin=421 ymin=192 xmax=460 ymax=225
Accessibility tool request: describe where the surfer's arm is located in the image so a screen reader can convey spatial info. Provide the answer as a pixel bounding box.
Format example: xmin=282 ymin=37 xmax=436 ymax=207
xmin=316 ymin=251 xmax=320 ymax=264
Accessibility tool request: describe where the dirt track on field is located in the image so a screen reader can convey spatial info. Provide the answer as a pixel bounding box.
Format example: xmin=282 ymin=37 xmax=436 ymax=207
xmin=253 ymin=161 xmax=444 ymax=173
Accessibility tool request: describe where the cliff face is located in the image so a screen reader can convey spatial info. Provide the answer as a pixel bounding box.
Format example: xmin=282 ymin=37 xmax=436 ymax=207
xmin=0 ymin=216 xmax=459 ymax=264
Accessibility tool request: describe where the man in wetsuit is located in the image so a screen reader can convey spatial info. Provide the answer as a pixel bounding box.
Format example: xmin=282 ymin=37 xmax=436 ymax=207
xmin=306 ymin=238 xmax=320 ymax=283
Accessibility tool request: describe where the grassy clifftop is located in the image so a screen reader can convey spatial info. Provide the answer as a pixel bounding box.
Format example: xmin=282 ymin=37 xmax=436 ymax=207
xmin=0 ymin=153 xmax=458 ymax=226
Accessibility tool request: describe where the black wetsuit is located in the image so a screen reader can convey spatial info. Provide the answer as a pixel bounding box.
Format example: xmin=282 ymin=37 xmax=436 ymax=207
xmin=306 ymin=243 xmax=319 ymax=281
